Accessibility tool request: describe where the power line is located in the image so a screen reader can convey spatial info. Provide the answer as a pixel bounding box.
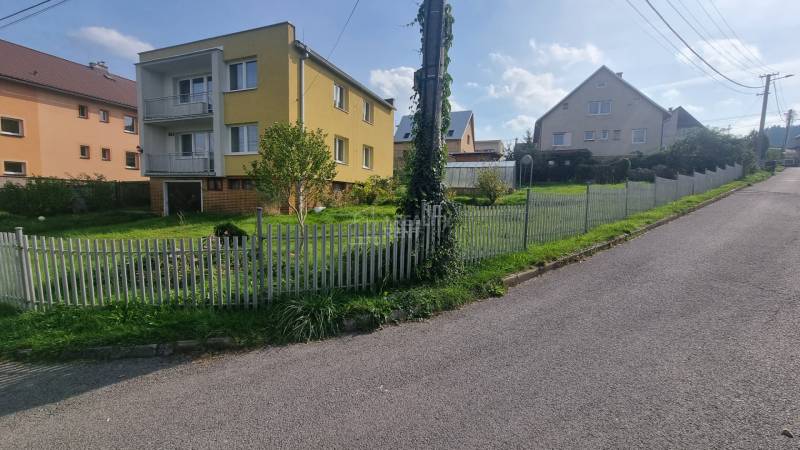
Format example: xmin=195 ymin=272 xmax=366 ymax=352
xmin=622 ymin=0 xmax=753 ymax=96
xmin=303 ymin=0 xmax=361 ymax=95
xmin=669 ymin=0 xmax=760 ymax=76
xmin=0 ymin=0 xmax=53 ymax=22
xmin=705 ymin=0 xmax=776 ymax=73
xmin=644 ymin=0 xmax=761 ymax=89
xmin=0 ymin=0 xmax=68 ymax=30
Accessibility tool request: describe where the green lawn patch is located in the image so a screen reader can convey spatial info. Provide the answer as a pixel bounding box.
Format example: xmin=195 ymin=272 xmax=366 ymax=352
xmin=453 ymin=182 xmax=625 ymax=206
xmin=0 ymin=172 xmax=768 ymax=361
xmin=0 ymin=205 xmax=398 ymax=240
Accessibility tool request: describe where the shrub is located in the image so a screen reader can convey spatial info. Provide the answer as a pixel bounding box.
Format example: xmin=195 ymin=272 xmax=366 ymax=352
xmin=213 ymin=222 xmax=248 ymax=238
xmin=350 ymin=176 xmax=396 ymax=205
xmin=341 ymin=296 xmax=393 ymax=331
xmin=475 ymin=170 xmax=509 ymax=205
xmin=628 ymin=168 xmax=655 ymax=182
xmin=0 ymin=178 xmax=74 ymax=216
xmin=273 ymin=292 xmax=339 ymax=342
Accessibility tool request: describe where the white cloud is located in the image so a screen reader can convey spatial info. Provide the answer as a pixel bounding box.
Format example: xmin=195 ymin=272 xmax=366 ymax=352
xmin=71 ymin=26 xmax=153 ymax=60
xmin=465 ymin=81 xmax=480 ymax=88
xmin=683 ymin=104 xmax=705 ymax=114
xmin=489 ymin=52 xmax=516 ymax=67
xmin=449 ymin=96 xmax=466 ymax=112
xmin=369 ymin=66 xmax=415 ymax=117
xmin=676 ymin=38 xmax=763 ymax=74
xmin=503 ymin=114 xmax=538 ymax=133
xmin=533 ymin=40 xmax=604 ymax=67
xmin=487 ymin=67 xmax=567 ymax=112
xmin=662 ymin=88 xmax=681 ymax=101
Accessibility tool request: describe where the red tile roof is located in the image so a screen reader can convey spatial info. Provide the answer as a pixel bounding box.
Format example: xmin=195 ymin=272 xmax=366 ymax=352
xmin=0 ymin=39 xmax=137 ymax=109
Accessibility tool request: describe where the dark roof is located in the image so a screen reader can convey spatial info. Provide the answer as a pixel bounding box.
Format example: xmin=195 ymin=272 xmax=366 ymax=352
xmin=0 ymin=39 xmax=137 ymax=109
xmin=395 ymin=110 xmax=474 ymax=142
xmin=672 ymin=106 xmax=704 ymax=129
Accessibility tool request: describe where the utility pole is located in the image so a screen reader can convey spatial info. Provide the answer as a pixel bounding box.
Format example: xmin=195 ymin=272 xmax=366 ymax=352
xmin=757 ymin=73 xmax=776 ymax=164
xmin=416 ymin=0 xmax=446 ymax=168
xmin=782 ymin=109 xmax=795 ymax=152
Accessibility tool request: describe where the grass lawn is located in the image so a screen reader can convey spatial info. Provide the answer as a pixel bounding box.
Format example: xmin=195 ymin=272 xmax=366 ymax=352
xmin=0 ymin=205 xmax=398 ymax=240
xmin=453 ymin=182 xmax=626 ymax=206
xmin=0 ymin=171 xmax=770 ymax=361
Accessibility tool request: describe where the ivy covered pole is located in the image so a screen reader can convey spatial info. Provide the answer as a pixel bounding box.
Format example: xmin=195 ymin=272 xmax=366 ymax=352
xmin=402 ymin=0 xmax=452 ymax=217
xmin=402 ymin=0 xmax=461 ymax=279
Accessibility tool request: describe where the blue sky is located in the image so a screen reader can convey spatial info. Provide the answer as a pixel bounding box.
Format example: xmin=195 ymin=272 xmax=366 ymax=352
xmin=2 ymin=0 xmax=798 ymax=144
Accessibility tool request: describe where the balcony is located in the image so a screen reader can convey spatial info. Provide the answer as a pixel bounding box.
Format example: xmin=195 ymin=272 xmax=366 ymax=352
xmin=145 ymin=152 xmax=214 ymax=176
xmin=143 ymin=93 xmax=213 ymax=122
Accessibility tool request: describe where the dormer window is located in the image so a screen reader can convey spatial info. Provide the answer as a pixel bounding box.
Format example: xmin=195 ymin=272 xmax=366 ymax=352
xmin=447 ymin=129 xmax=455 ymax=137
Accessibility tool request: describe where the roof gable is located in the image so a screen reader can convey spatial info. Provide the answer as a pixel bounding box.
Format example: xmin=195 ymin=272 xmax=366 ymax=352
xmin=394 ymin=110 xmax=474 ymax=142
xmin=538 ymin=65 xmax=668 ymax=124
xmin=0 ymin=39 xmax=137 ymax=109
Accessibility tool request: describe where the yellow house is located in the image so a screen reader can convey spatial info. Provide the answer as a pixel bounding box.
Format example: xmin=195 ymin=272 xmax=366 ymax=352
xmin=136 ymin=22 xmax=395 ymax=215
xmin=0 ymin=39 xmax=142 ymax=182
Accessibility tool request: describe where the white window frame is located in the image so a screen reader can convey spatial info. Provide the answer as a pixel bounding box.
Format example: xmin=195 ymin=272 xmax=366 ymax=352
xmin=227 ymin=123 xmax=259 ymax=154
xmin=177 ymin=131 xmax=213 ymax=158
xmin=0 ymin=116 xmax=24 ymax=137
xmin=124 ymin=151 xmax=139 ymax=170
xmin=177 ymin=75 xmax=212 ymax=104
xmin=552 ymin=132 xmax=567 ymax=147
xmin=632 ymin=128 xmax=647 ymax=144
xmin=78 ymin=104 xmax=88 ymax=119
xmin=3 ymin=160 xmax=26 ymax=175
xmin=584 ymin=131 xmax=595 ymax=142
xmin=362 ymin=99 xmax=373 ymax=123
xmin=227 ymin=60 xmax=257 ymax=92
xmin=588 ymin=100 xmax=612 ymax=115
xmin=362 ymin=145 xmax=374 ymax=169
xmin=333 ymin=83 xmax=347 ymax=111
xmin=99 ymin=109 xmax=109 ymax=123
xmin=334 ymin=136 xmax=348 ymax=164
xmin=101 ymin=148 xmax=111 ymax=161
xmin=599 ymin=130 xmax=609 ymax=141
xmin=123 ymin=115 xmax=137 ymax=134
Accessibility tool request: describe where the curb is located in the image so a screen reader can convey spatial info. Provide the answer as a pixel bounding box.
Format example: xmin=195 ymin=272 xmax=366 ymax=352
xmin=502 ymin=183 xmax=749 ymax=289
xmin=16 ymin=336 xmax=241 ymax=361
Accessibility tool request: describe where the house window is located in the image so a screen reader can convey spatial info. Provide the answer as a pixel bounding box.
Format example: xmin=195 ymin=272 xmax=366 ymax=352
xmin=178 ymin=76 xmax=212 ymax=104
xmin=588 ymin=100 xmax=612 ymax=115
xmin=229 ymin=124 xmax=259 ymax=153
xmin=599 ymin=130 xmax=609 ymax=141
xmin=207 ymin=178 xmax=223 ymax=191
xmin=552 ymin=132 xmax=569 ymax=146
xmin=334 ymin=136 xmax=348 ymax=164
xmin=362 ymin=145 xmax=374 ymax=169
xmin=403 ymin=132 xmax=410 ymax=139
xmin=228 ymin=179 xmax=241 ymax=190
xmin=3 ymin=161 xmax=25 ymax=175
xmin=241 ymin=179 xmax=254 ymax=190
xmin=596 ymin=81 xmax=607 ymax=88
xmin=228 ymin=60 xmax=257 ymax=91
xmin=80 ymin=145 xmax=90 ymax=159
xmin=584 ymin=131 xmax=595 ymax=141
xmin=333 ymin=83 xmax=347 ymax=110
xmin=447 ymin=129 xmax=455 ymax=137
xmin=99 ymin=109 xmax=109 ymax=123
xmin=101 ymin=148 xmax=111 ymax=161
xmin=0 ymin=117 xmax=23 ymax=136
xmin=78 ymin=104 xmax=88 ymax=118
xmin=363 ymin=99 xmax=373 ymax=123
xmin=467 ymin=135 xmax=471 ymax=145
xmin=124 ymin=115 xmax=136 ymax=133
xmin=125 ymin=151 xmax=139 ymax=169
xmin=632 ymin=128 xmax=647 ymax=144
xmin=613 ymin=129 xmax=621 ymax=141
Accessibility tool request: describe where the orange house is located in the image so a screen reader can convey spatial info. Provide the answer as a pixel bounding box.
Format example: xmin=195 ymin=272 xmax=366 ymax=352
xmin=0 ymin=39 xmax=143 ymax=181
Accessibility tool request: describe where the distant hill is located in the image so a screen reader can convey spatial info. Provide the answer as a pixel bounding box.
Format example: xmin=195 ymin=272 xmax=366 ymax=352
xmin=765 ymin=125 xmax=800 ymax=147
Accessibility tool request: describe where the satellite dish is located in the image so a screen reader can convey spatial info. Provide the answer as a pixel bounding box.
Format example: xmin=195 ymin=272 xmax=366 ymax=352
xmin=520 ymin=154 xmax=533 ymax=165
xmin=518 ymin=154 xmax=534 ymax=187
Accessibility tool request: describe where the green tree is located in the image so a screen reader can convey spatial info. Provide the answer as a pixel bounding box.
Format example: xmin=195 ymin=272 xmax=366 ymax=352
xmin=666 ymin=128 xmax=753 ymax=174
xmin=475 ymin=170 xmax=509 ymax=205
xmin=248 ymin=122 xmax=337 ymax=229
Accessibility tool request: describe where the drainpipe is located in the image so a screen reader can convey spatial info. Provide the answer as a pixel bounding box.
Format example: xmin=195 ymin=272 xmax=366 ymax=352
xmin=298 ymin=48 xmax=310 ymax=125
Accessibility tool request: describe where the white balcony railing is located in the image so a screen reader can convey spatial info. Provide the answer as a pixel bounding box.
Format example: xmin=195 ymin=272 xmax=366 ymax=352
xmin=145 ymin=152 xmax=214 ymax=175
xmin=143 ymin=93 xmax=213 ymax=121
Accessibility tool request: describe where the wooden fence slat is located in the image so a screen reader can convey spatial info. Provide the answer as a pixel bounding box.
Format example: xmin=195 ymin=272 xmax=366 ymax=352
xmin=103 ymin=240 xmax=112 ymax=304
xmin=155 ymin=240 xmax=164 ymax=305
xmin=234 ymin=237 xmax=241 ymax=306
xmin=267 ymin=224 xmax=273 ymax=303
xmin=224 ymin=236 xmax=232 ymax=307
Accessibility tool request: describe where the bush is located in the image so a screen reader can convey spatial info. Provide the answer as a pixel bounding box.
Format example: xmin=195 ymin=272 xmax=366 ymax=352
xmin=475 ymin=170 xmax=509 ymax=205
xmin=273 ymin=293 xmax=339 ymax=342
xmin=628 ymin=168 xmax=655 ymax=182
xmin=213 ymin=222 xmax=248 ymax=238
xmin=350 ymin=176 xmax=396 ymax=205
xmin=0 ymin=178 xmax=74 ymax=216
xmin=341 ymin=296 xmax=393 ymax=331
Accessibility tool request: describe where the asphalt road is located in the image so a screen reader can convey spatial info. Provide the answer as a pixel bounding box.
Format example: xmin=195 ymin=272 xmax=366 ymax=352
xmin=3 ymin=169 xmax=800 ymax=449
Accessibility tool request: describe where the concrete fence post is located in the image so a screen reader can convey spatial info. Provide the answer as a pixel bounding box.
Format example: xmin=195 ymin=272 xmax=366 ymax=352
xmin=14 ymin=227 xmax=33 ymax=309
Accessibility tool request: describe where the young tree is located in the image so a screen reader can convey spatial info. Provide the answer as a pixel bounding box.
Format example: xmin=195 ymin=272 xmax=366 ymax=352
xmin=248 ymin=122 xmax=337 ymax=230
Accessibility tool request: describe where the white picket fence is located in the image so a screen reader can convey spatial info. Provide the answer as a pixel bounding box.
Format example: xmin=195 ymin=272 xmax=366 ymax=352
xmin=0 ymin=164 xmax=742 ymax=310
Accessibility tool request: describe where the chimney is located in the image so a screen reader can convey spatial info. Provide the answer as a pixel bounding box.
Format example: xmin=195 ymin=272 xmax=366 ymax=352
xmin=615 ymin=72 xmax=623 ymax=78
xmin=89 ymin=61 xmax=108 ymax=72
